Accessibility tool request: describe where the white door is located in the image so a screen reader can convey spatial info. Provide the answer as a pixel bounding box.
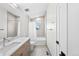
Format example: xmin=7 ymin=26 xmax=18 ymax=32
xmin=56 ymin=4 xmax=60 ymax=56
xmin=68 ymin=3 xmax=79 ymax=56
xmin=56 ymin=3 xmax=67 ymax=56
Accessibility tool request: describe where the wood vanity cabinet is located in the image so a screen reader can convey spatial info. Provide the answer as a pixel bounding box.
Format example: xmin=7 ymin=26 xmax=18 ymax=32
xmin=11 ymin=39 xmax=30 ymax=56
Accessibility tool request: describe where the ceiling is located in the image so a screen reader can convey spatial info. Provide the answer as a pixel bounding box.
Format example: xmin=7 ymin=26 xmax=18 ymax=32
xmin=17 ymin=3 xmax=49 ymax=18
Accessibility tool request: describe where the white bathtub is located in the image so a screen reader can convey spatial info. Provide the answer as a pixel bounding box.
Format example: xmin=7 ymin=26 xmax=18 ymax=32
xmin=30 ymin=37 xmax=46 ymax=51
xmin=34 ymin=37 xmax=46 ymax=45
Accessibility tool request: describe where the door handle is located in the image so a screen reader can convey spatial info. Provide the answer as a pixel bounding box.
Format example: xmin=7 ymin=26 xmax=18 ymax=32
xmin=56 ymin=41 xmax=59 ymax=44
xmin=59 ymin=51 xmax=66 ymax=56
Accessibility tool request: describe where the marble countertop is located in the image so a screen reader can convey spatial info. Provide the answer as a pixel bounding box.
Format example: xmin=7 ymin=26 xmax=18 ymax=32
xmin=0 ymin=37 xmax=29 ymax=56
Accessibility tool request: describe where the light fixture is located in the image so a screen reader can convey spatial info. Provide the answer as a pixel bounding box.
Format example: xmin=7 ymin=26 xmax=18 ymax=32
xmin=9 ymin=3 xmax=18 ymax=9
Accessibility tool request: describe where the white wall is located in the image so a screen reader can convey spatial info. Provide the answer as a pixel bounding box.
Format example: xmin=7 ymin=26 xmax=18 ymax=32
xmin=0 ymin=3 xmax=29 ymax=40
xmin=68 ymin=3 xmax=79 ymax=56
xmin=0 ymin=6 xmax=7 ymax=40
xmin=46 ymin=3 xmax=56 ymax=56
xmin=19 ymin=14 xmax=29 ymax=37
xmin=36 ymin=17 xmax=45 ymax=37
xmin=29 ymin=21 xmax=37 ymax=41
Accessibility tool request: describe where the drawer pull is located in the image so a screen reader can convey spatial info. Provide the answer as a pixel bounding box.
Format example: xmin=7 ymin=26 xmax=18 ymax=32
xmin=56 ymin=41 xmax=59 ymax=44
xmin=20 ymin=53 xmax=23 ymax=56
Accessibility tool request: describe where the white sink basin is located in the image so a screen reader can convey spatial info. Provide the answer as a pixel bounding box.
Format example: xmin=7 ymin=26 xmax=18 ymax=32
xmin=0 ymin=37 xmax=22 ymax=48
xmin=0 ymin=37 xmax=29 ymax=56
xmin=0 ymin=42 xmax=21 ymax=55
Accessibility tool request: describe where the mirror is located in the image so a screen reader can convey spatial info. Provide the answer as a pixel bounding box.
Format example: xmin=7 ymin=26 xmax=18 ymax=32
xmin=7 ymin=12 xmax=18 ymax=37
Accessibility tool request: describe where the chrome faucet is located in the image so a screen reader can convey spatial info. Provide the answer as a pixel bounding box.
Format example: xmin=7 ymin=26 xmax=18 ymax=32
xmin=3 ymin=38 xmax=6 ymax=47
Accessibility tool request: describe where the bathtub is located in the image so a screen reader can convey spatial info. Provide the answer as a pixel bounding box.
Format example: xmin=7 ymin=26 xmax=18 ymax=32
xmin=32 ymin=37 xmax=46 ymax=45
xmin=30 ymin=37 xmax=46 ymax=51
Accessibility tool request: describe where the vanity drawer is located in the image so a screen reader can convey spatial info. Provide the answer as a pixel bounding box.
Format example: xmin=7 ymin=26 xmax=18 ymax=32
xmin=11 ymin=43 xmax=25 ymax=56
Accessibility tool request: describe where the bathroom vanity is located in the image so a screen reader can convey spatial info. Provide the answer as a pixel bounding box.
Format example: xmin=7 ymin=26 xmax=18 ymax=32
xmin=0 ymin=37 xmax=30 ymax=56
xmin=11 ymin=39 xmax=30 ymax=56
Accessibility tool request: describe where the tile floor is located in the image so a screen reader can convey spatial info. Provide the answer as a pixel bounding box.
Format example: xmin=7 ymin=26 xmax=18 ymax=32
xmin=31 ymin=45 xmax=50 ymax=56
